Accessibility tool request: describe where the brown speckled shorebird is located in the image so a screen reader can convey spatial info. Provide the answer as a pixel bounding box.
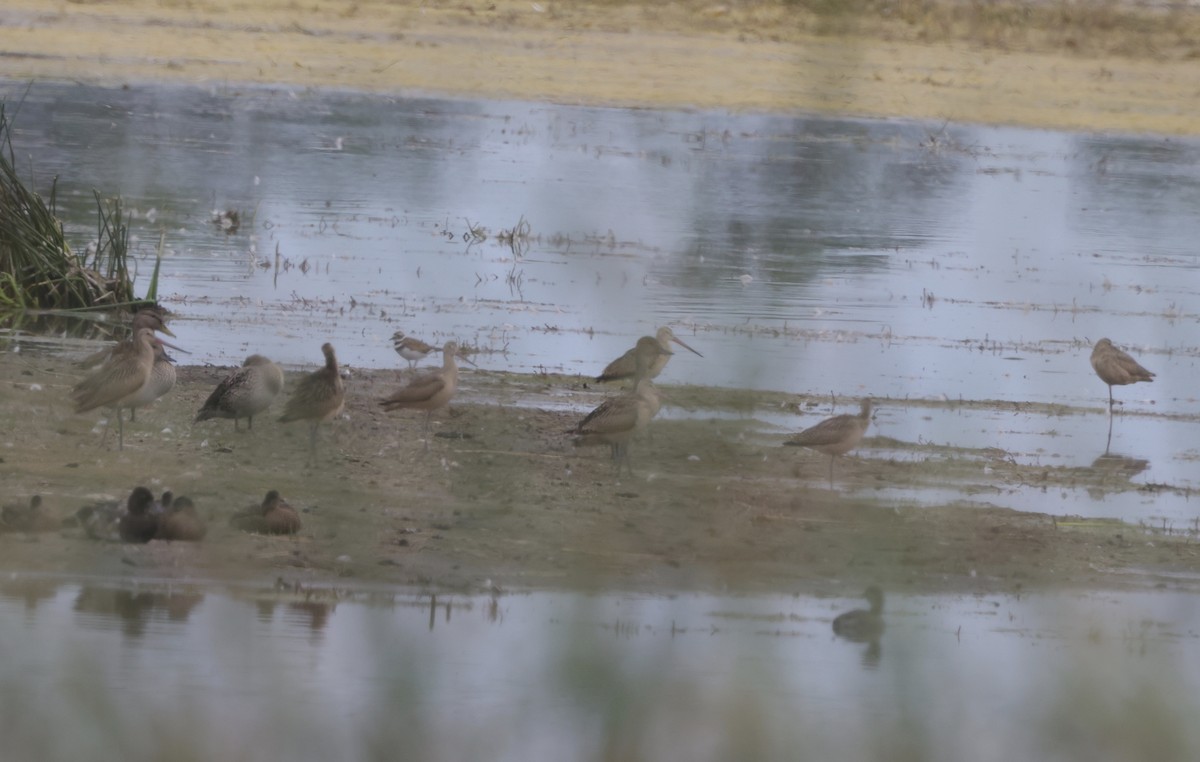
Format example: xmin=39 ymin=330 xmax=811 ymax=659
xmin=77 ymin=308 xmax=176 ymax=370
xmin=572 ymin=378 xmax=662 ymax=474
xmin=1090 ymin=338 xmax=1155 ymax=411
xmin=784 ymin=398 xmax=872 ymax=487
xmin=118 ymin=487 xmax=159 ymax=543
xmin=71 ymin=327 xmax=157 ymax=450
xmin=1 ymin=495 xmax=58 ymax=533
xmin=278 ymin=343 xmax=345 ymax=462
xmin=832 ymin=586 xmax=885 ymax=642
xmin=125 ymin=340 xmax=177 ymax=423
xmin=380 ymin=340 xmax=473 ymax=451
xmin=231 ymin=490 xmax=302 ymax=535
xmin=195 ymin=355 xmax=285 ymax=431
xmin=392 ymin=330 xmax=437 ymax=370
xmin=597 ymin=326 xmax=702 ymax=382
xmin=573 ymin=337 xmax=671 ymax=473
xmin=157 ymin=496 xmax=206 ymax=542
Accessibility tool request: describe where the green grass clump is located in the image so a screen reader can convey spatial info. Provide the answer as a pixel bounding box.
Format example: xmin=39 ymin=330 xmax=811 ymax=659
xmin=0 ymin=100 xmax=135 ymax=311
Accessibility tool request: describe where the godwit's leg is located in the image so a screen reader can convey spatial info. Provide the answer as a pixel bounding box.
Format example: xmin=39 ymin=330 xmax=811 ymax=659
xmin=99 ymin=411 xmax=113 ymax=447
xmin=308 ymin=421 xmax=319 ymax=463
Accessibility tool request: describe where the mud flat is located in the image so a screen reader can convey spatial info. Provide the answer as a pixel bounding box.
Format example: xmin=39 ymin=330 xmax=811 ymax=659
xmin=2 ymin=352 xmax=1198 ymax=596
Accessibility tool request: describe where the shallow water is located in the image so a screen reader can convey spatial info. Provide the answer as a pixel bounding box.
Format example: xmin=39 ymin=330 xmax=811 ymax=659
xmin=3 ymin=577 xmax=1199 ymax=761
xmin=3 ymin=80 xmax=1200 ymax=522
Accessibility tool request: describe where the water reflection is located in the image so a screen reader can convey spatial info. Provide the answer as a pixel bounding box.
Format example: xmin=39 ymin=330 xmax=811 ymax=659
xmin=3 ymin=81 xmax=1198 ymax=405
xmin=73 ymin=586 xmax=204 ymax=638
xmin=2 ymin=580 xmax=1200 ymax=760
xmin=0 ymin=576 xmax=58 ymax=612
xmin=1091 ymin=451 xmax=1149 ymax=478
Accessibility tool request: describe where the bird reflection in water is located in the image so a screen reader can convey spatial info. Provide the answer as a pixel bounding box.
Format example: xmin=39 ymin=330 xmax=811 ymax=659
xmin=255 ymin=579 xmax=338 ymax=639
xmin=1088 ymin=450 xmax=1150 ymax=500
xmin=72 ymin=586 xmax=204 ymax=639
xmin=832 ymin=586 xmax=886 ymax=669
xmin=0 ymin=577 xmax=60 ymax=613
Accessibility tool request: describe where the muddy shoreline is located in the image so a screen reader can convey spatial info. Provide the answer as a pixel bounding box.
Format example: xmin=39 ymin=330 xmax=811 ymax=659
xmin=1 ymin=0 xmax=1199 ymax=135
xmin=3 ymin=351 xmax=1199 ymax=597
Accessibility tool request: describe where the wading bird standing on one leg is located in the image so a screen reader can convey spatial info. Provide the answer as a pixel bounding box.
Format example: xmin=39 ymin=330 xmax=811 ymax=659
xmin=1090 ymin=338 xmax=1154 ymax=412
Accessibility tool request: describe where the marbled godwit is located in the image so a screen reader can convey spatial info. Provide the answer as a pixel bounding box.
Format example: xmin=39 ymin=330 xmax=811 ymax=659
xmin=572 ymin=378 xmax=662 ymax=473
xmin=572 ymin=337 xmax=670 ymax=472
xmin=392 ymin=330 xmax=437 ymax=370
xmin=832 ymin=586 xmax=885 ymax=642
xmin=1090 ymin=338 xmax=1154 ymax=411
xmin=77 ymin=308 xmax=176 ymax=369
xmin=157 ymin=496 xmax=206 ymax=542
xmin=194 ymin=354 xmax=285 ymax=431
xmin=596 ymin=326 xmax=702 ymax=382
xmin=380 ymin=340 xmax=473 ymax=451
xmin=278 ymin=343 xmax=345 ymax=462
xmin=1 ymin=495 xmax=58 ymax=533
xmin=125 ymin=340 xmax=177 ymax=423
xmin=784 ymin=398 xmax=872 ymax=486
xmin=231 ymin=490 xmax=302 ymax=535
xmin=71 ymin=326 xmax=157 ymax=450
xmin=118 ymin=486 xmax=159 ymax=543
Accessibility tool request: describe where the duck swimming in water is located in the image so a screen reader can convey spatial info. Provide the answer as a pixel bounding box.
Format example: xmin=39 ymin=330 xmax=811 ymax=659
xmin=832 ymin=586 xmax=885 ymax=642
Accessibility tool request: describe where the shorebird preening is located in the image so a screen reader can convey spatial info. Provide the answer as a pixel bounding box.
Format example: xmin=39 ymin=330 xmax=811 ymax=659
xmin=784 ymin=398 xmax=872 ymax=487
xmin=278 ymin=343 xmax=345 ymax=463
xmin=71 ymin=327 xmax=158 ymax=450
xmin=380 ymin=341 xmax=473 ymax=451
xmin=597 ymin=326 xmax=702 ymax=383
xmin=391 ymin=330 xmax=437 ymax=370
xmin=1090 ymin=338 xmax=1154 ymax=411
xmin=195 ymin=355 xmax=285 ymax=431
